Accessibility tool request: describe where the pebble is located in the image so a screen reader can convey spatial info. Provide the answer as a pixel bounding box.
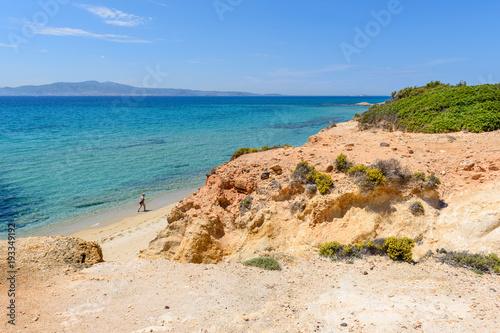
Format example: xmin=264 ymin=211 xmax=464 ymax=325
xmin=380 ymin=142 xmax=390 ymax=147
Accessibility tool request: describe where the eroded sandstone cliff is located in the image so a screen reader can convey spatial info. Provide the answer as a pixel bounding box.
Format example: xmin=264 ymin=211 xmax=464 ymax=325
xmin=140 ymin=121 xmax=500 ymax=263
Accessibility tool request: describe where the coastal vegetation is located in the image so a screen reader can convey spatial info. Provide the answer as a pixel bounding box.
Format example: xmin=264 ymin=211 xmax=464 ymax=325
xmin=440 ymin=251 xmax=500 ymax=275
xmin=242 ymin=257 xmax=282 ymax=270
xmin=409 ymin=201 xmax=425 ymax=216
xmin=319 ymin=237 xmax=415 ymax=263
xmin=291 ymin=161 xmax=333 ymax=194
xmin=231 ymin=144 xmax=292 ymax=161
xmin=359 ymin=81 xmax=500 ymax=133
xmin=337 ymin=156 xmax=440 ymax=191
xmin=334 ymin=153 xmax=353 ymax=172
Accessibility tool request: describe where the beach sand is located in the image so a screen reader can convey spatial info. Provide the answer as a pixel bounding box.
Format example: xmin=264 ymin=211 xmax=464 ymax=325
xmin=69 ymin=203 xmax=174 ymax=262
xmin=65 ymin=188 xmax=198 ymax=262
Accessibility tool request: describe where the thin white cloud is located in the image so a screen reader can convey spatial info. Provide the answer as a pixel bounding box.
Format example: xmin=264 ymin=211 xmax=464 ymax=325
xmin=252 ymin=53 xmax=276 ymax=59
xmin=427 ymin=58 xmax=466 ymax=66
xmin=148 ymin=0 xmax=168 ymax=8
xmin=266 ymin=65 xmax=353 ymax=78
xmin=0 ymin=42 xmax=17 ymax=48
xmin=77 ymin=4 xmax=150 ymax=27
xmin=33 ymin=26 xmax=150 ymax=43
xmin=410 ymin=58 xmax=467 ymax=68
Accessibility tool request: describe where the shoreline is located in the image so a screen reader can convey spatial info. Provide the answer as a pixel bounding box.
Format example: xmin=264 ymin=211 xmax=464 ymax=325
xmin=49 ymin=187 xmax=199 ymax=262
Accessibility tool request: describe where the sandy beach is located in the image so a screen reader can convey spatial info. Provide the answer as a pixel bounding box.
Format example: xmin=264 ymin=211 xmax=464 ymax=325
xmin=64 ymin=188 xmax=198 ymax=262
xmin=68 ymin=203 xmax=175 ymax=262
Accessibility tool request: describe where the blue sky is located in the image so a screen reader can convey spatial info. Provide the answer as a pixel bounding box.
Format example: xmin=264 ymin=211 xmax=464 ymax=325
xmin=0 ymin=1 xmax=499 ymax=95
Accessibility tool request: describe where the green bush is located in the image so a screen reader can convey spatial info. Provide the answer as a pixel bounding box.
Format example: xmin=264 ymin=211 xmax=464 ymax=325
xmin=365 ymin=168 xmax=386 ymax=186
xmin=231 ymin=144 xmax=292 ymax=161
xmin=347 ymin=164 xmax=386 ymax=189
xmin=383 ymin=237 xmax=415 ymax=263
xmin=319 ymin=241 xmax=343 ymax=257
xmin=242 ymin=257 xmax=281 ymax=271
xmin=335 ymin=153 xmax=353 ymax=172
xmin=343 ymin=158 xmax=441 ymax=192
xmin=292 ymin=161 xmax=333 ymax=195
xmin=360 ymin=82 xmax=500 ymax=133
xmin=441 ymin=252 xmax=500 ymax=274
xmin=318 ymin=238 xmax=407 ymax=261
xmin=411 ymin=172 xmax=441 ymax=189
xmin=347 ymin=164 xmax=367 ymax=175
xmin=231 ymin=147 xmax=260 ymax=160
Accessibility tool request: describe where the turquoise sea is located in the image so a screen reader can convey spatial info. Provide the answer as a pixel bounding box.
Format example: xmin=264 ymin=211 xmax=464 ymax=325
xmin=0 ymin=96 xmax=388 ymax=237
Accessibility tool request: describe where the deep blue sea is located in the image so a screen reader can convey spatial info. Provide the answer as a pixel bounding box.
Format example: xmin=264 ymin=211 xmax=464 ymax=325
xmin=0 ymin=96 xmax=388 ymax=237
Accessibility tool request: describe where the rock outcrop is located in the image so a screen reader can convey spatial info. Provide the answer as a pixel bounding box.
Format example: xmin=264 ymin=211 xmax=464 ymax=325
xmin=140 ymin=121 xmax=500 ymax=263
xmin=0 ymin=235 xmax=104 ymax=269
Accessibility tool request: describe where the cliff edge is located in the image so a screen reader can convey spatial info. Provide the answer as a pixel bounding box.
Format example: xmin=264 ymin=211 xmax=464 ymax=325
xmin=140 ymin=121 xmax=500 ymax=263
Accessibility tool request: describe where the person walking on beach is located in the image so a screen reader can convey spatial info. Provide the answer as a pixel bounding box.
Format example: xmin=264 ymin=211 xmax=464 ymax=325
xmin=138 ymin=193 xmax=146 ymax=212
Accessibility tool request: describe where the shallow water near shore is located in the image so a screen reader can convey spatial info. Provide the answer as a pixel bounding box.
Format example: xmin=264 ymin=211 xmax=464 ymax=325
xmin=0 ymin=96 xmax=387 ymax=237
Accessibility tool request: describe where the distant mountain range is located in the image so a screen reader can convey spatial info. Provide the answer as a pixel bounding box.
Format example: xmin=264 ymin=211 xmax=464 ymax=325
xmin=0 ymin=81 xmax=280 ymax=97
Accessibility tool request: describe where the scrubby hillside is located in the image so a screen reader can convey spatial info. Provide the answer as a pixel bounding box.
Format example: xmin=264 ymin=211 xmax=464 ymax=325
xmin=359 ymin=81 xmax=500 ymax=133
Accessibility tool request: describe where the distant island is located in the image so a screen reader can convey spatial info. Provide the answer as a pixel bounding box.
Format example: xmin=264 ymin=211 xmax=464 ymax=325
xmin=0 ymin=81 xmax=282 ymax=97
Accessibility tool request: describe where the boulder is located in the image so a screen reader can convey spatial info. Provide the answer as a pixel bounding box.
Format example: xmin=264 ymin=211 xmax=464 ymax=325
xmin=0 ymin=236 xmax=103 ymax=269
xmin=461 ymin=160 xmax=475 ymax=171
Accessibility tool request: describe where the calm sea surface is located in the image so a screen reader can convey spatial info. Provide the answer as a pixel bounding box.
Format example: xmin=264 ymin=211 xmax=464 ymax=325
xmin=0 ymin=96 xmax=388 ymax=237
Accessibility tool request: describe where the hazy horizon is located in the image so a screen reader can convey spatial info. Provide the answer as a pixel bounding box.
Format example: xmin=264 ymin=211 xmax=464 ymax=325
xmin=1 ymin=1 xmax=499 ymax=95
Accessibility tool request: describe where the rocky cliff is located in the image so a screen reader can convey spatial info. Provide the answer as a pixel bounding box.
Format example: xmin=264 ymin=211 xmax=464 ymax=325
xmin=140 ymin=121 xmax=500 ymax=263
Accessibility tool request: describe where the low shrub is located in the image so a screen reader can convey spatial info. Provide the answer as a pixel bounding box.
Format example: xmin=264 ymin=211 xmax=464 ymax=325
xmin=242 ymin=257 xmax=281 ymax=271
xmin=347 ymin=163 xmax=367 ymax=175
xmin=347 ymin=164 xmax=386 ymax=189
xmin=412 ymin=172 xmax=441 ymax=189
xmin=231 ymin=144 xmax=292 ymax=161
xmin=424 ymin=174 xmax=441 ymax=188
xmin=409 ymin=201 xmax=424 ymax=216
xmin=372 ymin=159 xmax=412 ymax=184
xmin=441 ymin=251 xmax=500 ymax=274
xmin=231 ymin=147 xmax=260 ymax=160
xmin=383 ymin=237 xmax=415 ymax=263
xmin=343 ymin=158 xmax=441 ymax=192
xmin=318 ymin=238 xmax=407 ymax=261
xmin=319 ymin=241 xmax=343 ymax=257
xmin=239 ymin=196 xmax=253 ymax=214
xmin=365 ymin=168 xmax=386 ymax=186
xmin=335 ymin=153 xmax=353 ymax=172
xmin=292 ymin=161 xmax=333 ymax=195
